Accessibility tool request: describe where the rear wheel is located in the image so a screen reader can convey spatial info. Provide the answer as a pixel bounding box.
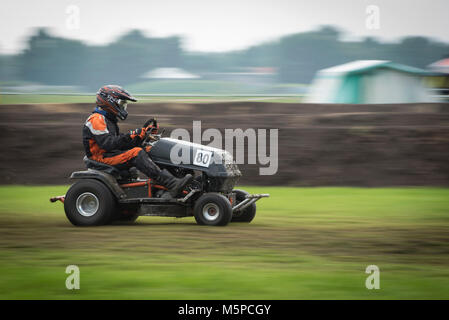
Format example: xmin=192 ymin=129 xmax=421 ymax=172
xmin=231 ymin=189 xmax=256 ymax=223
xmin=64 ymin=179 xmax=117 ymax=226
xmin=193 ymin=193 xmax=232 ymax=226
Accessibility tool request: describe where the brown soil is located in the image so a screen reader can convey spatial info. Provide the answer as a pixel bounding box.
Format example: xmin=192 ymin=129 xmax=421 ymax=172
xmin=1 ymin=102 xmax=449 ymax=186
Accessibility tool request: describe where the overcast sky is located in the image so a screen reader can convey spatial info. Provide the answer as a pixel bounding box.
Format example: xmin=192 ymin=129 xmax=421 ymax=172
xmin=1 ymin=0 xmax=448 ymax=54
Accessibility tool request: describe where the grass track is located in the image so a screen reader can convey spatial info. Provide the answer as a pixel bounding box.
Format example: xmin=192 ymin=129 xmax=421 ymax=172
xmin=0 ymin=186 xmax=449 ymax=299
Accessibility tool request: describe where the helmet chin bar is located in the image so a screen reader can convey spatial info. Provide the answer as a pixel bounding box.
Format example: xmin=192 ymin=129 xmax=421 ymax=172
xmin=117 ymin=108 xmax=128 ymax=121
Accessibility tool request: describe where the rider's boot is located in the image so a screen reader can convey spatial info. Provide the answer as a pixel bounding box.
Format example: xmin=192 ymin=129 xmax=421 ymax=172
xmin=156 ymin=169 xmax=193 ymax=198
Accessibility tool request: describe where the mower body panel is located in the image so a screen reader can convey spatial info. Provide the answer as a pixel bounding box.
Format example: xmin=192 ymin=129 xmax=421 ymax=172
xmin=149 ymin=138 xmax=241 ymax=192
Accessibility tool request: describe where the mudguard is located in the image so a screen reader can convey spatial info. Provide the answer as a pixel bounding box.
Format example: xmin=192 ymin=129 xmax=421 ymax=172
xmin=70 ymin=169 xmax=126 ymax=199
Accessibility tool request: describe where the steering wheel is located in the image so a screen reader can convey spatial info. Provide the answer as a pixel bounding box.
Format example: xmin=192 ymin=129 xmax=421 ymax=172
xmin=142 ymin=120 xmax=163 ymax=146
xmin=144 ymin=118 xmax=158 ymax=133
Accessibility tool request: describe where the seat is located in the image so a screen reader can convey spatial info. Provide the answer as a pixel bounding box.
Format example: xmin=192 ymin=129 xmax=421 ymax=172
xmin=83 ymin=156 xmax=138 ymax=180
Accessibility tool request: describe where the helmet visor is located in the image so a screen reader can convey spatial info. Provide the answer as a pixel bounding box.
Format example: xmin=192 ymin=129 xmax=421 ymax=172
xmin=118 ymin=99 xmax=128 ymax=111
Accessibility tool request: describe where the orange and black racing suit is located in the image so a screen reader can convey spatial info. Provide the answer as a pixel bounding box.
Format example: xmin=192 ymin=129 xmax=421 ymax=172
xmin=82 ymin=108 xmax=161 ymax=177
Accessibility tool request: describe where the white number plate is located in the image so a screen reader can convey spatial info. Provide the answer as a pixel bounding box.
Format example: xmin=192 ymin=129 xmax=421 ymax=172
xmin=193 ymin=150 xmax=213 ymax=167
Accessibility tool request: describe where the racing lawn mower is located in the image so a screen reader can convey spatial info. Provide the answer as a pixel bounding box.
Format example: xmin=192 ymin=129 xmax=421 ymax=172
xmin=50 ymin=127 xmax=269 ymax=227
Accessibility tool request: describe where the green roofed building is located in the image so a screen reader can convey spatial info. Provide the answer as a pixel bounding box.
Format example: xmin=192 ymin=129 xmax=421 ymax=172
xmin=307 ymin=60 xmax=433 ymax=104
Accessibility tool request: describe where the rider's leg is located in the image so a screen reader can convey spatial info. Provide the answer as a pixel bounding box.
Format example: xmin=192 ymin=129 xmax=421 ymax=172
xmin=99 ymin=148 xmax=193 ymax=197
xmin=131 ymin=150 xmax=193 ymax=197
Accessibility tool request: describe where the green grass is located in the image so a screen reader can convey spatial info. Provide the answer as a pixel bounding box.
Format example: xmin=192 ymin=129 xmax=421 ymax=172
xmin=1 ymin=186 xmax=449 ymax=299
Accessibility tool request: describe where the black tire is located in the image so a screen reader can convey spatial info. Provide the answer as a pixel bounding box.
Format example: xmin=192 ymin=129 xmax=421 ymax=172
xmin=193 ymin=193 xmax=232 ymax=226
xmin=231 ymin=189 xmax=256 ymax=223
xmin=64 ymin=179 xmax=117 ymax=226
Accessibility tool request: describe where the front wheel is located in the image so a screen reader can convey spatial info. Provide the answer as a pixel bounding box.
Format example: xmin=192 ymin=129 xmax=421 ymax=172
xmin=64 ymin=179 xmax=117 ymax=226
xmin=231 ymin=189 xmax=256 ymax=223
xmin=193 ymin=193 xmax=232 ymax=226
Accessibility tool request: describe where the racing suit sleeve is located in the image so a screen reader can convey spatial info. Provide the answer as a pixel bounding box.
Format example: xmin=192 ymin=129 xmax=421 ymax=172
xmin=95 ymin=132 xmax=135 ymax=151
xmin=86 ymin=113 xmax=137 ymax=152
xmin=116 ymin=134 xmax=143 ymax=150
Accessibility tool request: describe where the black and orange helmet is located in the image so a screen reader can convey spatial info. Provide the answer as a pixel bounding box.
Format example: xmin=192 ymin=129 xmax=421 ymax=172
xmin=96 ymin=85 xmax=137 ymax=120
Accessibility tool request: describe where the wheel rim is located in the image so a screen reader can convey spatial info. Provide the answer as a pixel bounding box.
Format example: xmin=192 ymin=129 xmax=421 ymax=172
xmin=202 ymin=203 xmax=220 ymax=221
xmin=76 ymin=192 xmax=99 ymax=217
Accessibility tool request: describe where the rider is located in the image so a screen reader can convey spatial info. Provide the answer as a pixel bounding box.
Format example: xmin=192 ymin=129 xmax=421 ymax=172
xmin=83 ymin=85 xmax=193 ymax=197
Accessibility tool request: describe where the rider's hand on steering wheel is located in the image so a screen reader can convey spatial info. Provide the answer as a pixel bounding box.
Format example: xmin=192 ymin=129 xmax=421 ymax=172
xmin=130 ymin=127 xmax=147 ymax=139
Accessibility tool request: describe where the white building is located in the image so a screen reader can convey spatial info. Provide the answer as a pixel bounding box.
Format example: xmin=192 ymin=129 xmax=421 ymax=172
xmin=307 ymin=60 xmax=432 ymax=104
xmin=141 ymin=68 xmax=200 ymax=80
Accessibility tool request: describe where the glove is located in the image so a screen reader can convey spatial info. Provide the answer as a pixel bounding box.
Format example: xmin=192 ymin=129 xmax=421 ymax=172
xmin=129 ymin=127 xmax=147 ymax=139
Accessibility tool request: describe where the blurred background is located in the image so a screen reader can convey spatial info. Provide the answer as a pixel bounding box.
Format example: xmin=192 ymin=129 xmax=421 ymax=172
xmin=1 ymin=0 xmax=449 ymax=101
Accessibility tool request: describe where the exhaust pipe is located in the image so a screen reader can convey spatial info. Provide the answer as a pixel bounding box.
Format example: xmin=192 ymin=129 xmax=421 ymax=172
xmin=232 ymin=194 xmax=269 ymax=212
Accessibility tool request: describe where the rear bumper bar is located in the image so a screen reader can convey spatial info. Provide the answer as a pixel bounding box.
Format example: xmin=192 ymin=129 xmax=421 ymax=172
xmin=50 ymin=195 xmax=65 ymax=203
xmin=232 ymin=193 xmax=269 ymax=212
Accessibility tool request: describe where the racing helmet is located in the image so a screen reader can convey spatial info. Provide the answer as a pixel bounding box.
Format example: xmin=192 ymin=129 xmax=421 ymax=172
xmin=96 ymin=85 xmax=137 ymax=120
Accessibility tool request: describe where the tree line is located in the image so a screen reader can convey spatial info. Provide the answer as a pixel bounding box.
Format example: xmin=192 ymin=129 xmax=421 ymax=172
xmin=1 ymin=26 xmax=448 ymax=90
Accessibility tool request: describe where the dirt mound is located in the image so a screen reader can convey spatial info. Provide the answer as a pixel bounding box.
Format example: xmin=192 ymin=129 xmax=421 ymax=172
xmin=1 ymin=102 xmax=449 ymax=186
